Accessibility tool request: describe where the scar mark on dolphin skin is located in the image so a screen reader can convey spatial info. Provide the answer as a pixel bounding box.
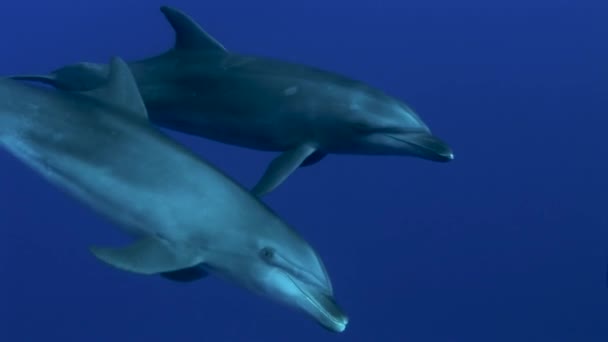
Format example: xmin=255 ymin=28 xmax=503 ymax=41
xmin=283 ymin=86 xmax=298 ymax=96
xmin=221 ymin=56 xmax=256 ymax=70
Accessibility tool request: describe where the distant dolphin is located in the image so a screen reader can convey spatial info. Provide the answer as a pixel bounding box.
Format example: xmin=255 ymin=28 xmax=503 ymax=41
xmin=10 ymin=6 xmax=454 ymax=196
xmin=0 ymin=57 xmax=348 ymax=332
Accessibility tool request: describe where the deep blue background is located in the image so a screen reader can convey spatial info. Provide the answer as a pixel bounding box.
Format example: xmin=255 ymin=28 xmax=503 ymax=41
xmin=1 ymin=0 xmax=607 ymax=341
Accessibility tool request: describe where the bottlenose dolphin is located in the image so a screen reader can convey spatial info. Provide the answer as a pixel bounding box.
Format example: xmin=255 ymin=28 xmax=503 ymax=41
xmin=0 ymin=57 xmax=348 ymax=332
xmin=11 ymin=6 xmax=454 ymax=196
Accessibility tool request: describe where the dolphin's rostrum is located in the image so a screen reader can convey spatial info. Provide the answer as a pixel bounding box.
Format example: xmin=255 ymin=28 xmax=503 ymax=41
xmin=0 ymin=57 xmax=348 ymax=332
xmin=11 ymin=6 xmax=454 ymax=196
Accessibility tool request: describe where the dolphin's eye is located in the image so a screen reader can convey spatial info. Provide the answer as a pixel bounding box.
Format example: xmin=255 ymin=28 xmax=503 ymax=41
xmin=260 ymin=247 xmax=275 ymax=261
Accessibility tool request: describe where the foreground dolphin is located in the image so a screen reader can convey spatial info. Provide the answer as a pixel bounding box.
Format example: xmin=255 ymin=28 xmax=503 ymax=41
xmin=11 ymin=6 xmax=454 ymax=196
xmin=0 ymin=57 xmax=348 ymax=332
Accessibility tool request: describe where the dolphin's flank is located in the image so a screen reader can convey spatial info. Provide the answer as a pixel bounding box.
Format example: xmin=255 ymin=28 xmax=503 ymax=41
xmin=0 ymin=57 xmax=348 ymax=332
xmin=9 ymin=5 xmax=453 ymax=196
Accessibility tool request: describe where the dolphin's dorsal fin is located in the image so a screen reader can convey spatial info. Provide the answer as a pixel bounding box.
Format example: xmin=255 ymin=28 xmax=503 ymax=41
xmin=80 ymin=57 xmax=148 ymax=120
xmin=160 ymin=6 xmax=227 ymax=53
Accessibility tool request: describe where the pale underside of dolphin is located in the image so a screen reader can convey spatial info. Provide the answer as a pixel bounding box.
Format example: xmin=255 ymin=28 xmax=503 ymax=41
xmin=0 ymin=57 xmax=348 ymax=332
xmin=10 ymin=6 xmax=454 ymax=196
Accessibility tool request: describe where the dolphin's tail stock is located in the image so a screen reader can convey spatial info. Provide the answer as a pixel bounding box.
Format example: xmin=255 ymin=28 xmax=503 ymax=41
xmin=9 ymin=62 xmax=107 ymax=91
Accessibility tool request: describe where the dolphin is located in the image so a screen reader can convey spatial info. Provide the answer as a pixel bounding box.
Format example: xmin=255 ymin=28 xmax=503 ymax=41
xmin=0 ymin=57 xmax=348 ymax=332
xmin=10 ymin=6 xmax=454 ymax=196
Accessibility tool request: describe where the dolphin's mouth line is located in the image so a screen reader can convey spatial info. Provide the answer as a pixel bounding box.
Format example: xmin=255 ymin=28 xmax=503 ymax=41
xmin=287 ymin=274 xmax=343 ymax=327
xmin=386 ymin=133 xmax=452 ymax=159
xmin=386 ymin=133 xmax=426 ymax=149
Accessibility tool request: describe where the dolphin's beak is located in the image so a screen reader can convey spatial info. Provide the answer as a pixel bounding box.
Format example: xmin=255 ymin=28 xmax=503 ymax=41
xmin=308 ymin=291 xmax=349 ymax=333
xmin=389 ymin=132 xmax=454 ymax=162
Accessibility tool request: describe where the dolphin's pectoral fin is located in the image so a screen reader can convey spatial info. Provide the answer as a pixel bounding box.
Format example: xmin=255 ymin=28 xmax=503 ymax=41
xmin=160 ymin=6 xmax=227 ymax=53
xmin=301 ymin=150 xmax=327 ymax=167
xmin=90 ymin=237 xmax=200 ymax=275
xmin=161 ymin=265 xmax=209 ymax=283
xmin=252 ymin=144 xmax=317 ymax=196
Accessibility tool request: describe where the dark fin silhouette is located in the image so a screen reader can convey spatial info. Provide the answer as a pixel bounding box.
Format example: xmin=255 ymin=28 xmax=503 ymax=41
xmin=160 ymin=6 xmax=227 ymax=53
xmin=252 ymin=144 xmax=317 ymax=196
xmin=80 ymin=57 xmax=148 ymax=119
xmin=161 ymin=266 xmax=209 ymax=282
xmin=9 ymin=74 xmax=60 ymax=86
xmin=301 ymin=150 xmax=327 ymax=167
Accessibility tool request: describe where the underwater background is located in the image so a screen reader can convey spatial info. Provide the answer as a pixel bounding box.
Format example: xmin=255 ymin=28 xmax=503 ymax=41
xmin=1 ymin=0 xmax=607 ymax=341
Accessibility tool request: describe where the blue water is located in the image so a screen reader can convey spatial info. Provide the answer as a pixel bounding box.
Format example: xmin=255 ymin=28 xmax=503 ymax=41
xmin=1 ymin=1 xmax=607 ymax=341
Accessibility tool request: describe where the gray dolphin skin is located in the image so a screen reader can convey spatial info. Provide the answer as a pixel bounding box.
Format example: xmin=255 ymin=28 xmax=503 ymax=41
xmin=11 ymin=6 xmax=454 ymax=196
xmin=0 ymin=58 xmax=348 ymax=332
